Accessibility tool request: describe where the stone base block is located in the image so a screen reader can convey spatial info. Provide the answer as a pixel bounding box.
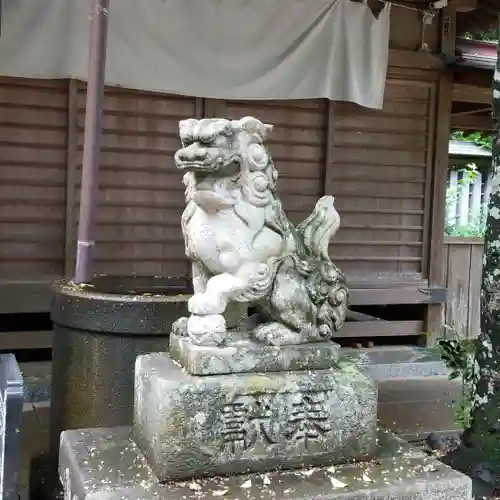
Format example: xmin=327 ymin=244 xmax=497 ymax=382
xmin=169 ymin=330 xmax=340 ymax=375
xmin=134 ymin=354 xmax=376 ymax=481
xmin=59 ymin=427 xmax=472 ymax=500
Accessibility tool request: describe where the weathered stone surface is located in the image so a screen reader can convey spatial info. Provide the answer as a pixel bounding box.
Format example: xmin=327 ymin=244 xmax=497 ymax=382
xmin=134 ymin=353 xmax=377 ymax=481
xmin=59 ymin=427 xmax=473 ymax=500
xmin=169 ymin=330 xmax=340 ymax=375
xmin=175 ymin=117 xmax=348 ymax=346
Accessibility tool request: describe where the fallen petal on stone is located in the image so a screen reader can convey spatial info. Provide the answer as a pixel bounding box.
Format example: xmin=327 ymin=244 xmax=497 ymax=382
xmin=212 ymin=489 xmax=228 ymax=496
xmin=330 ymin=477 xmax=347 ymax=488
xmin=301 ymin=469 xmax=315 ymax=477
xmin=362 ymin=472 xmax=373 ymax=482
xmin=188 ymin=481 xmax=202 ymax=491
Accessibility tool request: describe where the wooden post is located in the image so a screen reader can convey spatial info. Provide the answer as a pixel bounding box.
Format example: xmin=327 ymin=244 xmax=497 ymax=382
xmin=424 ymin=72 xmax=453 ymax=346
xmin=74 ymin=0 xmax=109 ymax=283
xmin=423 ymin=9 xmax=455 ymax=346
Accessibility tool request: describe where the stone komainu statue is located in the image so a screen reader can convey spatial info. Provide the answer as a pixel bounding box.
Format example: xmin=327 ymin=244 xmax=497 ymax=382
xmin=173 ymin=116 xmax=348 ymax=346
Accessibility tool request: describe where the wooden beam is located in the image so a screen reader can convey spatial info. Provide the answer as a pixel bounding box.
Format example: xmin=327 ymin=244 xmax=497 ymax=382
xmin=338 ymin=321 xmax=424 ymax=338
xmin=452 ymin=106 xmax=491 ymax=117
xmin=452 ymin=82 xmax=492 ymax=105
xmin=349 ymin=287 xmax=446 ymax=306
xmin=440 ymin=7 xmax=456 ymax=57
xmin=345 ymin=310 xmax=383 ymax=322
xmin=0 ymin=280 xmax=53 ymax=314
xmin=0 ymin=331 xmax=53 ymax=351
xmin=0 ymin=277 xmax=446 ymax=317
xmin=444 ymin=236 xmax=484 ymax=245
xmin=388 ymin=49 xmax=442 ymax=70
xmin=422 ymin=81 xmax=438 ymax=289
xmin=425 ymin=71 xmax=454 ymax=346
xmin=451 ymin=0 xmax=477 ymax=12
xmin=451 ymin=113 xmax=492 ymax=131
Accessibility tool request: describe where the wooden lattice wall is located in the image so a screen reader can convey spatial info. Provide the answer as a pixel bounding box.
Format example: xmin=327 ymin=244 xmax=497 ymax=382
xmin=0 ymin=54 xmax=448 ymax=347
xmin=0 ymin=78 xmax=68 ymax=281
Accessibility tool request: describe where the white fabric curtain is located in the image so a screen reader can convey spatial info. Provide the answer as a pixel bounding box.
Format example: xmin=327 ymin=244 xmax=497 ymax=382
xmin=0 ymin=0 xmax=391 ymax=109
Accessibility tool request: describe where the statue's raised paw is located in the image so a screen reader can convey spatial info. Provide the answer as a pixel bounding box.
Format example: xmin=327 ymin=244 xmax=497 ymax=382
xmin=188 ymin=292 xmax=225 ymax=316
xmin=252 ymin=322 xmax=304 ymax=346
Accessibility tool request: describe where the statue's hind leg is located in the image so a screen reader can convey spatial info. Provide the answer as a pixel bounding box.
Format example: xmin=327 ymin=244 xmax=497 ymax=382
xmin=252 ymin=259 xmax=323 ymax=345
xmin=252 ymin=310 xmax=322 ymax=346
xmin=252 ymin=322 xmax=304 ymax=346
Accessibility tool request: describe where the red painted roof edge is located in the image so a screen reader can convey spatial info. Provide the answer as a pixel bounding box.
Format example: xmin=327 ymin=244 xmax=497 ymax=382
xmin=456 ymin=37 xmax=496 ymax=70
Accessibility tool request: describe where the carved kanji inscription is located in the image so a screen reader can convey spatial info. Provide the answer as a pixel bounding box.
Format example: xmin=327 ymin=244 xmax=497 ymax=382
xmin=220 ymin=390 xmax=331 ymax=454
xmin=284 ymin=391 xmax=332 ymax=446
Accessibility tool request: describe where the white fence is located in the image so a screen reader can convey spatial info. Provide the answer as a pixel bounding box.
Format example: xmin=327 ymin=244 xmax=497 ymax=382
xmin=446 ymin=168 xmax=492 ymax=230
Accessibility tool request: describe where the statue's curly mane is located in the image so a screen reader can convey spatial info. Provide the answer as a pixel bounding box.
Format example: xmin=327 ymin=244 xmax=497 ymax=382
xmin=230 ymin=117 xmax=279 ymax=209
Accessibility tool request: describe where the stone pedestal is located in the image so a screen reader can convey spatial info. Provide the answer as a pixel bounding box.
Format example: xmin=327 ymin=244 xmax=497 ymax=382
xmin=59 ymin=427 xmax=472 ymax=500
xmin=169 ymin=330 xmax=340 ymax=375
xmin=134 ymin=352 xmax=377 ymax=480
xmin=59 ymin=330 xmax=473 ymax=500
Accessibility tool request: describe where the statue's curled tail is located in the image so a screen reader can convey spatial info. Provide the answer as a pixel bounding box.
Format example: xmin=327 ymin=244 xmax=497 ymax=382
xmin=266 ymin=196 xmax=349 ymax=342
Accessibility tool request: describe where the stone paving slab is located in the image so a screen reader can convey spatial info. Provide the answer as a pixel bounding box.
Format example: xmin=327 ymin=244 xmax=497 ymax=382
xmin=59 ymin=427 xmax=472 ymax=500
xmin=19 ymin=362 xmax=51 ymax=404
xmin=342 ymin=346 xmax=448 ymax=380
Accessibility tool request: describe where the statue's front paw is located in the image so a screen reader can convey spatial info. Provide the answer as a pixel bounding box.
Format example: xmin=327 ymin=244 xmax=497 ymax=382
xmin=188 ymin=293 xmax=225 ymax=315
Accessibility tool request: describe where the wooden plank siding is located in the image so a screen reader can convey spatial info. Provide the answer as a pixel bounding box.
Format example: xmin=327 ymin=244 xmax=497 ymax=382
xmin=443 ymin=237 xmax=483 ymax=338
xmin=0 ymin=78 xmax=68 ymax=307
xmin=328 ymin=74 xmax=437 ymax=285
xmin=0 ymin=68 xmax=444 ymax=348
xmin=70 ymin=83 xmax=201 ymax=277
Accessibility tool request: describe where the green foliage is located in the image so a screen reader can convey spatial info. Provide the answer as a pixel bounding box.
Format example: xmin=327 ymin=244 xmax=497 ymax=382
xmin=445 ymin=163 xmax=486 ymax=237
xmin=437 ymin=324 xmax=479 ymax=429
xmin=462 ymin=31 xmax=497 ymax=42
xmin=451 ymin=130 xmax=492 ymax=151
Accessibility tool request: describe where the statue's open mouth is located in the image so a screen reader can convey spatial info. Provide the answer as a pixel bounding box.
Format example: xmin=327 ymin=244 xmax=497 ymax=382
xmin=175 ymin=147 xmax=241 ymax=174
xmin=176 ymin=157 xmax=240 ymax=173
xmin=176 ymin=159 xmax=217 ymax=171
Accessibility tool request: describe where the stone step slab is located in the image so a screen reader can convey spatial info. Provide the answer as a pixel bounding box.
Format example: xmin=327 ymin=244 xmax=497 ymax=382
xmin=341 ymin=346 xmax=448 ymax=380
xmin=59 ymin=427 xmax=472 ymax=500
xmin=378 ymin=376 xmax=462 ymax=440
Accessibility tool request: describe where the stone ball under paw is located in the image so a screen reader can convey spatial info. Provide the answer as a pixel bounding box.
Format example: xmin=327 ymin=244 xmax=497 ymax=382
xmin=187 ymin=314 xmax=226 ymax=346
